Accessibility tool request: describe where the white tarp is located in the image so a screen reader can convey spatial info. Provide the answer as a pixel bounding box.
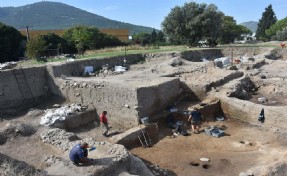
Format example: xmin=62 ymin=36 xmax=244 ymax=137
xmin=40 ymin=104 xmax=83 ymax=126
xmin=114 ymin=66 xmax=126 ymax=73
xmin=214 ymin=57 xmax=231 ymax=66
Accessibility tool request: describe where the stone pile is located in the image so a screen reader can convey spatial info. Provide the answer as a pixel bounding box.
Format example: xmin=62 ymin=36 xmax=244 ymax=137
xmin=40 ymin=103 xmax=88 ymax=127
xmin=0 ymin=61 xmax=17 ymax=70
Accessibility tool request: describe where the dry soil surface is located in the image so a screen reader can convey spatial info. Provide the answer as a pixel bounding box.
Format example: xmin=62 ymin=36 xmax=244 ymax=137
xmin=130 ymin=117 xmax=287 ymax=176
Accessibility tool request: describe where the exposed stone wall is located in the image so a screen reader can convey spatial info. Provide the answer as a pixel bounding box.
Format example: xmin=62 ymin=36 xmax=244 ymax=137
xmin=0 ymin=67 xmax=50 ymax=110
xmin=51 ymin=54 xmax=144 ymax=77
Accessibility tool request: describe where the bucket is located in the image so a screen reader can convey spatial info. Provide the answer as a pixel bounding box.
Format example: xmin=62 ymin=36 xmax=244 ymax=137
xmin=140 ymin=117 xmax=149 ymax=125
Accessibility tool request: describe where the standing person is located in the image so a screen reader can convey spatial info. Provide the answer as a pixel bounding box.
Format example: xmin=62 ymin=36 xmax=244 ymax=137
xmin=100 ymin=111 xmax=109 ymax=137
xmin=258 ymin=108 xmax=265 ymax=123
xmin=188 ymin=107 xmax=204 ymax=134
xmin=69 ymin=142 xmax=93 ymax=166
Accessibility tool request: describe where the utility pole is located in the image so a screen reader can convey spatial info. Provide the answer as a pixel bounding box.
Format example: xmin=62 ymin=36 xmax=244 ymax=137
xmin=25 ymin=26 xmax=33 ymax=41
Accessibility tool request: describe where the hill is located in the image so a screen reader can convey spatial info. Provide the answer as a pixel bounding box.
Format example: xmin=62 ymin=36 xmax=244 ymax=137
xmin=240 ymin=21 xmax=258 ymax=33
xmin=0 ymin=1 xmax=155 ymax=34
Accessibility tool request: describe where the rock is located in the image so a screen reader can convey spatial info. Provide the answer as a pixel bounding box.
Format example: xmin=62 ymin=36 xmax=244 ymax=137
xmin=124 ymin=104 xmax=130 ymax=108
xmin=74 ymin=93 xmax=80 ymax=97
xmin=216 ymin=61 xmax=223 ymax=68
xmin=228 ymin=65 xmax=238 ymax=70
xmin=82 ymin=83 xmax=87 ymax=87
xmin=260 ymin=75 xmax=267 ymax=79
xmin=170 ymin=57 xmax=183 ymax=67
xmin=53 ymin=104 xmax=61 ymax=108
xmin=258 ymin=97 xmax=267 ymax=103
xmin=248 ymin=58 xmax=255 ymax=62
xmin=239 ymin=172 xmax=250 ymax=176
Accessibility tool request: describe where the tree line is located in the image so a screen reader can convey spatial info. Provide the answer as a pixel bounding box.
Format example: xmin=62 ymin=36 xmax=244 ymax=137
xmin=0 ymin=2 xmax=286 ymax=63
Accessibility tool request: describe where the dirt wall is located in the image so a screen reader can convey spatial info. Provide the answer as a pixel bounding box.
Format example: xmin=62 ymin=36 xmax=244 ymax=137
xmin=50 ymin=54 xmax=144 ymax=77
xmin=52 ymin=79 xmax=139 ymax=129
xmin=221 ymin=47 xmax=272 ymax=59
xmin=137 ymin=78 xmax=181 ymax=118
xmin=0 ymin=67 xmax=50 ymax=110
xmin=181 ymin=49 xmax=223 ymax=62
xmin=49 ymin=77 xmax=181 ymax=129
xmin=219 ymin=96 xmax=287 ymax=132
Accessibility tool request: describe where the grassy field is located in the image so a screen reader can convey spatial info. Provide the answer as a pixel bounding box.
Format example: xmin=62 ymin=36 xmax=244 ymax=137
xmin=17 ymin=43 xmax=281 ymax=68
xmin=18 ymin=45 xmax=192 ymax=67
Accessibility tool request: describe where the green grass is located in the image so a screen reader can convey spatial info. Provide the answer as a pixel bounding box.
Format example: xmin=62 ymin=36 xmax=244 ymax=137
xmin=18 ymin=44 xmax=280 ymax=67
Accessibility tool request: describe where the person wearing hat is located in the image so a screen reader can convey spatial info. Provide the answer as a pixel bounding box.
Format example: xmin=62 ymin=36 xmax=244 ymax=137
xmin=188 ymin=107 xmax=204 ymax=134
xmin=69 ymin=142 xmax=93 ymax=165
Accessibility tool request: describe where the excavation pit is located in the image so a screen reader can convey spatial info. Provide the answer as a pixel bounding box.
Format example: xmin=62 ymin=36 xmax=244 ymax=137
xmin=1 ymin=46 xmax=287 ymax=175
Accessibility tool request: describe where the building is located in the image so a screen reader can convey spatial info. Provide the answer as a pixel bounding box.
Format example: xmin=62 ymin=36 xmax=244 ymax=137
xmin=19 ymin=29 xmax=129 ymax=42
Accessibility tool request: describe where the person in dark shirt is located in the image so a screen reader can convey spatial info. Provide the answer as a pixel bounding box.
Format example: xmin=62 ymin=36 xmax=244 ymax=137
xmin=69 ymin=142 xmax=92 ymax=165
xmin=166 ymin=113 xmax=182 ymax=134
xmin=188 ymin=107 xmax=204 ymax=134
xmin=258 ymin=108 xmax=265 ymax=123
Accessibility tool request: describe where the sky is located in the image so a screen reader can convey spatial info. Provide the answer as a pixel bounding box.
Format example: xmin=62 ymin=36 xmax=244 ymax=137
xmin=0 ymin=0 xmax=286 ymax=29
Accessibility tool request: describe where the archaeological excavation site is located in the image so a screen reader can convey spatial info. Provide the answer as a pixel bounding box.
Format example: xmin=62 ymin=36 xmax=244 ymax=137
xmin=1 ymin=46 xmax=287 ymax=176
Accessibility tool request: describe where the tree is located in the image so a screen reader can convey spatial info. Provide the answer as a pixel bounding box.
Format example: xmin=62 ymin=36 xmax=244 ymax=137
xmin=156 ymin=30 xmax=165 ymax=43
xmin=150 ymin=29 xmax=157 ymax=44
xmin=41 ymin=33 xmax=76 ymax=54
xmin=219 ymin=16 xmax=252 ymax=44
xmin=63 ymin=26 xmax=123 ymax=54
xmin=132 ymin=32 xmax=151 ymax=46
xmin=0 ymin=22 xmax=25 ymax=62
xmin=255 ymin=4 xmax=277 ymax=41
xmin=162 ymin=2 xmax=224 ymax=46
xmin=26 ymin=36 xmax=47 ymax=60
xmin=265 ymin=17 xmax=287 ymax=39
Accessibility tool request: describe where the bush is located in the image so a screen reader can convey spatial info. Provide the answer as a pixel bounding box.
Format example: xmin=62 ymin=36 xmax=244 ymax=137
xmin=275 ymin=28 xmax=287 ymax=41
xmin=26 ymin=37 xmax=46 ymax=60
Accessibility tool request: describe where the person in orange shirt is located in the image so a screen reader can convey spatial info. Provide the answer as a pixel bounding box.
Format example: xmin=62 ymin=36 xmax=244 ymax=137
xmin=100 ymin=111 xmax=109 ymax=137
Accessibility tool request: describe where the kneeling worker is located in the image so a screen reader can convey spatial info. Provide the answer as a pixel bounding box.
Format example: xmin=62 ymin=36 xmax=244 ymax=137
xmin=166 ymin=113 xmax=182 ymax=134
xmin=69 ymin=142 xmax=93 ymax=165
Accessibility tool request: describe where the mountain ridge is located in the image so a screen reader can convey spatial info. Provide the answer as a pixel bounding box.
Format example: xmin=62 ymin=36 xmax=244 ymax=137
xmin=0 ymin=1 xmax=155 ymax=34
xmin=240 ymin=21 xmax=258 ymax=33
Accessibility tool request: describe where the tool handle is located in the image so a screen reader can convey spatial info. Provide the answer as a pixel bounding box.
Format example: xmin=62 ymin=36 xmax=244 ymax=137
xmin=89 ymin=147 xmax=96 ymax=151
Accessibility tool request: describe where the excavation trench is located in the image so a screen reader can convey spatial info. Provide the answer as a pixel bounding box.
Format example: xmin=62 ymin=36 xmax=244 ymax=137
xmin=1 ymin=47 xmax=287 ymax=175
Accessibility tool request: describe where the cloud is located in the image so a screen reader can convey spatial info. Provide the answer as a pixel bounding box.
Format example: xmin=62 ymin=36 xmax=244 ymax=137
xmin=103 ymin=6 xmax=119 ymax=11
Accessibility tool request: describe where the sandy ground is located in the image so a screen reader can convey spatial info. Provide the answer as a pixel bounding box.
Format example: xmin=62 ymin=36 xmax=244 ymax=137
xmin=130 ymin=117 xmax=287 ymax=176
xmin=2 ymin=107 xmax=286 ymax=176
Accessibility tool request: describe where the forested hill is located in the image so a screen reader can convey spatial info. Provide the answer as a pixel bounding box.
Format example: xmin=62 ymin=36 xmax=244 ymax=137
xmin=0 ymin=1 xmax=155 ymax=34
xmin=240 ymin=21 xmax=258 ymax=33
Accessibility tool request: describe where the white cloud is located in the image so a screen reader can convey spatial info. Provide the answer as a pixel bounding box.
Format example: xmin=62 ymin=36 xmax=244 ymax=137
xmin=103 ymin=6 xmax=119 ymax=11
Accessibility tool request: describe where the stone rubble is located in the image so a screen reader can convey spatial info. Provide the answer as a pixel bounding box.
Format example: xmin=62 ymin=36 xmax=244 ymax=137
xmin=40 ymin=103 xmax=88 ymax=127
xmin=0 ymin=61 xmax=17 ymax=70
